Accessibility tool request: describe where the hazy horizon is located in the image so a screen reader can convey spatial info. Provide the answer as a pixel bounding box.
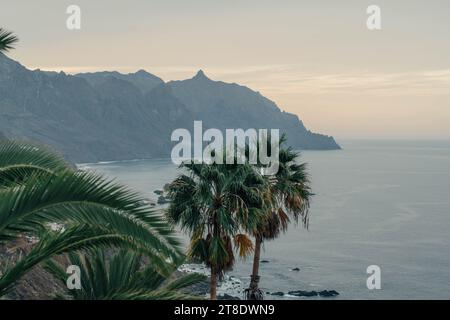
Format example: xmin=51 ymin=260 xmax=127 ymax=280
xmin=2 ymin=0 xmax=450 ymax=140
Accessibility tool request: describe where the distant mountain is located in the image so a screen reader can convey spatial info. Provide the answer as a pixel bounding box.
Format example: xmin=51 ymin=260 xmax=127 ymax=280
xmin=168 ymin=70 xmax=339 ymax=150
xmin=77 ymin=70 xmax=164 ymax=94
xmin=0 ymin=54 xmax=339 ymax=163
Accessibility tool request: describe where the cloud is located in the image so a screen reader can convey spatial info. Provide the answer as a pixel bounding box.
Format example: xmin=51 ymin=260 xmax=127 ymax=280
xmin=29 ymin=63 xmax=450 ymax=97
xmin=233 ymin=67 xmax=450 ymax=97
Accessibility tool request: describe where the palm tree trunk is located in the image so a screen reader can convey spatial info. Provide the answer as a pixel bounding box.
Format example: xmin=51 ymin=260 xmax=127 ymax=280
xmin=247 ymin=235 xmax=262 ymax=299
xmin=210 ymin=265 xmax=217 ymax=300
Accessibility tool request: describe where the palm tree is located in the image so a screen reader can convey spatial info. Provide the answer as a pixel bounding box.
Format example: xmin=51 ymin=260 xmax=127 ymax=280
xmin=0 ymin=140 xmax=183 ymax=297
xmin=44 ymin=249 xmax=205 ymax=300
xmin=0 ymin=28 xmax=18 ymax=54
xmin=166 ymin=160 xmax=266 ymax=300
xmin=244 ymin=137 xmax=312 ymax=300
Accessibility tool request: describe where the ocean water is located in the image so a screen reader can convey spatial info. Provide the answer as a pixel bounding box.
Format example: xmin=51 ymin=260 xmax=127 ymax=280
xmin=78 ymin=140 xmax=450 ymax=299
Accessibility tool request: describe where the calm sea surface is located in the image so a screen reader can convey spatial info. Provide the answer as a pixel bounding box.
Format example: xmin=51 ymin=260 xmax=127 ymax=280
xmin=79 ymin=140 xmax=450 ymax=299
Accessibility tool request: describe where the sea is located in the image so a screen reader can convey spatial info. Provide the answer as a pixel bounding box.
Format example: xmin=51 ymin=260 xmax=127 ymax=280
xmin=78 ymin=140 xmax=450 ymax=299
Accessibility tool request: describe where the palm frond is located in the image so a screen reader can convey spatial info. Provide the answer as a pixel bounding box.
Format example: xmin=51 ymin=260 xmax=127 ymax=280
xmin=0 ymin=223 xmax=156 ymax=296
xmin=0 ymin=140 xmax=185 ymax=298
xmin=234 ymin=234 xmax=254 ymax=258
xmin=0 ymin=170 xmax=183 ymax=268
xmin=44 ymin=249 xmax=205 ymax=300
xmin=0 ymin=140 xmax=72 ymax=188
xmin=0 ymin=28 xmax=18 ymax=53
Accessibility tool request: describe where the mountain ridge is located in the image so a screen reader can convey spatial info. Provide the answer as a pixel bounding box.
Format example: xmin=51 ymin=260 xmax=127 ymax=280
xmin=0 ymin=54 xmax=339 ymax=163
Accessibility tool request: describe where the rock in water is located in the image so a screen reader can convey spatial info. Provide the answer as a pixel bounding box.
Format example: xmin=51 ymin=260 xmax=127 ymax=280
xmin=157 ymin=196 xmax=170 ymax=204
xmin=287 ymin=289 xmax=340 ymax=298
xmin=318 ymin=290 xmax=339 ymax=297
xmin=288 ymin=290 xmax=318 ymax=297
xmin=218 ymin=294 xmax=241 ymax=300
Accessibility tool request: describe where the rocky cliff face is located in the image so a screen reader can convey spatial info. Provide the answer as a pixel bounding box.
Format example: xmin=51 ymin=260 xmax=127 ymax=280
xmin=0 ymin=54 xmax=339 ymax=163
xmin=169 ymin=70 xmax=339 ymax=150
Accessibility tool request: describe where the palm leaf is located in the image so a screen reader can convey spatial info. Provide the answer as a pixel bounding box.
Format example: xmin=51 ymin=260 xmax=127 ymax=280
xmin=0 ymin=141 xmax=184 ymax=297
xmin=0 ymin=28 xmax=18 ymax=53
xmin=0 ymin=140 xmax=72 ymax=188
xmin=0 ymin=170 xmax=183 ymax=268
xmin=44 ymin=249 xmax=206 ymax=300
xmin=0 ymin=223 xmax=158 ymax=296
xmin=234 ymin=233 xmax=254 ymax=258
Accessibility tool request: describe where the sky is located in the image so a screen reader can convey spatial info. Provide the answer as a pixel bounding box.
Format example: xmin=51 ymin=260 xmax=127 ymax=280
xmin=2 ymin=0 xmax=450 ymax=140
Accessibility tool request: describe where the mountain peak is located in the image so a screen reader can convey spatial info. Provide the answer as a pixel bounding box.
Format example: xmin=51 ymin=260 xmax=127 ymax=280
xmin=135 ymin=69 xmax=151 ymax=76
xmin=132 ymin=69 xmax=164 ymax=84
xmin=192 ymin=69 xmax=209 ymax=81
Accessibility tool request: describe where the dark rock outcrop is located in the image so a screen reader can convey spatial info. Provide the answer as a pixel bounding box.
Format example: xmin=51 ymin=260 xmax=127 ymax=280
xmin=288 ymin=289 xmax=339 ymax=297
xmin=218 ymin=294 xmax=241 ymax=300
xmin=318 ymin=290 xmax=339 ymax=297
xmin=288 ymin=290 xmax=318 ymax=297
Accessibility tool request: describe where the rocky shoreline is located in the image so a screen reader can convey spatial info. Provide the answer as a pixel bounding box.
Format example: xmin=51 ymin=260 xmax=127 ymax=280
xmin=177 ymin=265 xmax=340 ymax=300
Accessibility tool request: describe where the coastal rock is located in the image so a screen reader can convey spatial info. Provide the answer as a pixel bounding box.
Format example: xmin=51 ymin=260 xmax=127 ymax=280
xmin=270 ymin=291 xmax=285 ymax=296
xmin=318 ymin=290 xmax=339 ymax=297
xmin=157 ymin=195 xmax=171 ymax=204
xmin=287 ymin=290 xmax=340 ymax=298
xmin=1 ymin=238 xmax=70 ymax=299
xmin=218 ymin=294 xmax=241 ymax=300
xmin=288 ymin=290 xmax=318 ymax=297
xmin=260 ymin=260 xmax=270 ymax=263
xmin=291 ymin=267 xmax=300 ymax=271
xmin=154 ymin=190 xmax=164 ymax=195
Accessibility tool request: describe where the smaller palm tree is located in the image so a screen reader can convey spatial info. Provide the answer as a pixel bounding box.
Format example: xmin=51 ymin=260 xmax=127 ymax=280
xmin=0 ymin=28 xmax=18 ymax=54
xmin=45 ymin=249 xmax=206 ymax=300
xmin=245 ymin=136 xmax=313 ymax=300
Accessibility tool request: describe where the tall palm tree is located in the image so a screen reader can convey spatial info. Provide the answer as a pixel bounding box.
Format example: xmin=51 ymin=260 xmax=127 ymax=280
xmin=245 ymin=137 xmax=312 ymax=300
xmin=0 ymin=140 xmax=183 ymax=297
xmin=0 ymin=28 xmax=18 ymax=54
xmin=44 ymin=249 xmax=205 ymax=300
xmin=166 ymin=160 xmax=266 ymax=300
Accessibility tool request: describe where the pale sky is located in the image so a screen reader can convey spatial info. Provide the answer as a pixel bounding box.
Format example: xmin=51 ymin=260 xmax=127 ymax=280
xmin=2 ymin=0 xmax=450 ymax=140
